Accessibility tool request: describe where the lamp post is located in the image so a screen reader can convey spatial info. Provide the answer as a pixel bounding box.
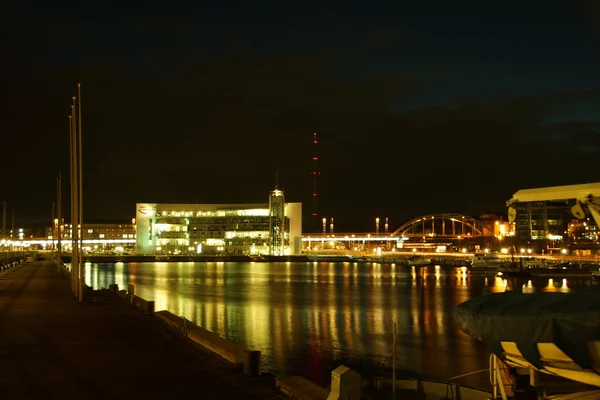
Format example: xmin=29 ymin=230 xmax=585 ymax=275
xmin=322 ymin=218 xmax=326 ymax=250
xmin=69 ymin=83 xmax=84 ymax=303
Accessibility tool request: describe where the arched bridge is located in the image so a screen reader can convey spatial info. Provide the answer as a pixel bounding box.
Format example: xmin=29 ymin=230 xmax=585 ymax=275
xmin=392 ymin=214 xmax=493 ymax=238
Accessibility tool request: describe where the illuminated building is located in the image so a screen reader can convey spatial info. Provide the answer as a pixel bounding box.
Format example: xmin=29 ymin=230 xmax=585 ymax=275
xmin=512 ymin=201 xmax=571 ymax=243
xmin=568 ymin=218 xmax=599 ymax=243
xmin=507 ymin=183 xmax=600 ymax=249
xmin=269 ymin=186 xmax=286 ymax=256
xmin=135 ymin=189 xmax=302 ymax=256
xmin=45 ymin=220 xmax=136 ymax=242
xmin=478 ymin=213 xmax=510 ymax=237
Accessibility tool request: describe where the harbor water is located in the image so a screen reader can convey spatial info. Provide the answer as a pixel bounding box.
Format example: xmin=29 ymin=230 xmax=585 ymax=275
xmin=81 ymin=261 xmax=597 ymax=387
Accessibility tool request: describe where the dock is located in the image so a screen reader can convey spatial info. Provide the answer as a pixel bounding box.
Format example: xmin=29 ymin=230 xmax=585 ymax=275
xmin=0 ymin=258 xmax=288 ymax=399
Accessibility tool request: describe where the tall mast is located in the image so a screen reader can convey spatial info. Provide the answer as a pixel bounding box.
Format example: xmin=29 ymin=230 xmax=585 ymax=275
xmin=77 ymin=83 xmax=84 ymax=303
xmin=311 ymin=132 xmax=320 ymax=231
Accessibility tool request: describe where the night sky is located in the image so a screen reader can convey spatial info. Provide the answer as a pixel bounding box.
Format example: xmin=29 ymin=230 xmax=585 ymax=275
xmin=3 ymin=1 xmax=600 ymax=232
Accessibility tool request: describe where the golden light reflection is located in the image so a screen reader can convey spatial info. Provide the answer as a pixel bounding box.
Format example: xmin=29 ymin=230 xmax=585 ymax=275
xmin=343 ymin=308 xmax=354 ymax=350
xmin=153 ymin=286 xmax=170 ymax=312
xmin=328 ymin=262 xmax=335 ymax=284
xmin=457 ymin=273 xmax=467 ymax=286
xmin=242 ymin=301 xmax=271 ymax=351
xmin=114 ymin=262 xmax=125 ymax=288
xmin=522 ymin=279 xmax=535 ymax=294
xmin=329 ymin=306 xmax=339 ymax=350
xmin=454 ymin=285 xmax=470 ymax=306
xmin=81 ymin=260 xmax=591 ymax=385
xmin=544 ymin=277 xmax=571 ymax=293
xmin=436 ymin=307 xmax=445 ymax=336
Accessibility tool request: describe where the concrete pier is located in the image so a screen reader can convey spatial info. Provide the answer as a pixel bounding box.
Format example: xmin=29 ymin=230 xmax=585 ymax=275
xmin=0 ymin=259 xmax=288 ymax=399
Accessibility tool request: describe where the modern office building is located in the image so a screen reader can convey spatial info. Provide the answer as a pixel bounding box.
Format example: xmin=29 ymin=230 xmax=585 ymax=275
xmin=511 ymin=200 xmax=572 ymax=243
xmin=135 ymin=188 xmax=302 ymax=256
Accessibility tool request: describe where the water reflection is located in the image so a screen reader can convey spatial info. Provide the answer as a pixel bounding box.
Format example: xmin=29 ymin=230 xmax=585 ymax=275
xmin=82 ymin=262 xmax=596 ymax=387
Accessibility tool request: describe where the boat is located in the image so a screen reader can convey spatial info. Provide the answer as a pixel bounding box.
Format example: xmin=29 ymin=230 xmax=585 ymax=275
xmin=497 ymin=262 xmax=533 ymax=277
xmin=521 ymin=257 xmax=550 ymax=269
xmin=470 ymin=251 xmax=506 ymax=271
xmin=592 ymin=270 xmax=600 ymax=282
xmin=277 ymin=373 xmax=494 ymax=400
xmin=249 ymin=255 xmax=267 ymax=262
xmin=406 ymin=256 xmax=431 ymax=266
xmin=306 ymin=254 xmax=356 ymax=262
xmin=454 ymin=291 xmax=600 ymax=398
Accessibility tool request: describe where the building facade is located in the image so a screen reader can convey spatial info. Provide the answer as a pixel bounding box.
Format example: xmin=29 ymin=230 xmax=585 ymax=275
xmin=507 ymin=182 xmax=600 ymax=251
xmin=512 ymin=200 xmax=572 ymax=243
xmin=268 ymin=187 xmax=286 ymax=256
xmin=135 ymin=193 xmax=302 ymax=256
xmin=46 ymin=221 xmax=136 ymax=242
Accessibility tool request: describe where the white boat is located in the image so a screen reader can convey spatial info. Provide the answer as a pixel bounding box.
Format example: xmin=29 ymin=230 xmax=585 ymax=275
xmin=470 ymin=251 xmax=505 ymax=271
xmin=406 ymin=256 xmax=431 ymax=266
xmin=454 ymin=292 xmax=600 ymax=397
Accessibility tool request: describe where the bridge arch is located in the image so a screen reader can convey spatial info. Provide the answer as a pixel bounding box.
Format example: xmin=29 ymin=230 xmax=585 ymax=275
xmin=392 ymin=214 xmax=492 ymax=238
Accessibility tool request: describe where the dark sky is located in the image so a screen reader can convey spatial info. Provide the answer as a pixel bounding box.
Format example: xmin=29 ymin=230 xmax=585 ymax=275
xmin=3 ymin=1 xmax=600 ymax=232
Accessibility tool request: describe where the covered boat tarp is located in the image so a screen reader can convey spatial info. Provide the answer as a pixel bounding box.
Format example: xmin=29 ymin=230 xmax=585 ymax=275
xmin=453 ymin=292 xmax=600 ymax=369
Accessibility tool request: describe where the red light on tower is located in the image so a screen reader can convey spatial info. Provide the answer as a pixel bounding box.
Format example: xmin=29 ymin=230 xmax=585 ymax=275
xmin=311 ymin=132 xmax=320 ymax=218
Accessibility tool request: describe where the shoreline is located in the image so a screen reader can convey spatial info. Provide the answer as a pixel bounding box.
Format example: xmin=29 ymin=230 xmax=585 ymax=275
xmin=60 ymin=254 xmax=600 ymax=279
xmin=0 ymin=258 xmax=290 ymax=399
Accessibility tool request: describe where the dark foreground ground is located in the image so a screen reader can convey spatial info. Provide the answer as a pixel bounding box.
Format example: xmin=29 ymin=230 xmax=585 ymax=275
xmin=0 ymin=260 xmax=289 ymax=400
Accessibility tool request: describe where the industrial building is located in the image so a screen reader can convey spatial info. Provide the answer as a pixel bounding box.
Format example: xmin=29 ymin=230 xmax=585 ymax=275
xmin=506 ymin=182 xmax=600 ymax=251
xmin=135 ymin=187 xmax=302 ymax=256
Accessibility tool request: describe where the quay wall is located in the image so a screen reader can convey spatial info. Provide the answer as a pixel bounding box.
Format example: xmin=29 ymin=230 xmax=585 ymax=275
xmin=60 ymin=252 xmax=600 ymax=266
xmin=56 ymin=258 xmax=264 ymax=377
xmin=117 ymin=283 xmax=262 ymax=376
xmin=0 ymin=251 xmax=27 ymax=271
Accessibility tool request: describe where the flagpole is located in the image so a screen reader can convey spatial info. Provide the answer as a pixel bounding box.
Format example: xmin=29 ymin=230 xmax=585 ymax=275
xmin=57 ymin=172 xmax=62 ymax=274
xmin=69 ymin=114 xmax=74 ymax=293
xmin=77 ymin=83 xmax=84 ymax=303
xmin=70 ymin=100 xmax=78 ymax=297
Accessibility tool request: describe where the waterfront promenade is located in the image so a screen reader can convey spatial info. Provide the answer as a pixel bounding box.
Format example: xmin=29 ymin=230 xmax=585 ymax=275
xmin=0 ymin=259 xmax=288 ymax=399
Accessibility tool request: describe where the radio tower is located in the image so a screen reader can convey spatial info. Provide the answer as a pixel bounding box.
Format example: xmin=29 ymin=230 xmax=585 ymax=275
xmin=311 ymin=132 xmax=320 ymax=226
